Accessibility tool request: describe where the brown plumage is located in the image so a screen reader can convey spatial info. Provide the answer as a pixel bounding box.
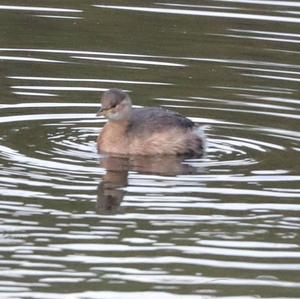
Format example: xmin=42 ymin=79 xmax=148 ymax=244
xmin=97 ymin=89 xmax=205 ymax=156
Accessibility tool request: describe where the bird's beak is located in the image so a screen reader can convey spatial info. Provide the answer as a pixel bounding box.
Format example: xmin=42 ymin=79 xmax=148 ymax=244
xmin=96 ymin=107 xmax=105 ymax=117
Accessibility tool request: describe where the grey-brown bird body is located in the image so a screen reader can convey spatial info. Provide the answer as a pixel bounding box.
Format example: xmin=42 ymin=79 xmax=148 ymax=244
xmin=97 ymin=89 xmax=205 ymax=156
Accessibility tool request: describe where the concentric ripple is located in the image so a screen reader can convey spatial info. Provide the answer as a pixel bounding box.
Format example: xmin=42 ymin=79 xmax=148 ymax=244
xmin=0 ymin=100 xmax=299 ymax=202
xmin=1 ymin=74 xmax=300 ymax=299
xmin=1 ymin=0 xmax=300 ymax=297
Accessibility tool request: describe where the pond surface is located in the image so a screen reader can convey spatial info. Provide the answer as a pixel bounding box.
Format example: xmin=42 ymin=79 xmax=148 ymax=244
xmin=0 ymin=1 xmax=300 ymax=298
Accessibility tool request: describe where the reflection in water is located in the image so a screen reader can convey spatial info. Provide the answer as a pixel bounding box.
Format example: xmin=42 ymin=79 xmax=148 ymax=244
xmin=97 ymin=156 xmax=128 ymax=214
xmin=97 ymin=155 xmax=201 ymax=214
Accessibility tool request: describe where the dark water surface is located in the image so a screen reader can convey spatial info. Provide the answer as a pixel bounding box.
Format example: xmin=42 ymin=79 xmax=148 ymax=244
xmin=1 ymin=1 xmax=300 ymax=298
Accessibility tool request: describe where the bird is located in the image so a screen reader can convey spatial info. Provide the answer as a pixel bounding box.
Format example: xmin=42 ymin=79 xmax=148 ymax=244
xmin=96 ymin=88 xmax=205 ymax=156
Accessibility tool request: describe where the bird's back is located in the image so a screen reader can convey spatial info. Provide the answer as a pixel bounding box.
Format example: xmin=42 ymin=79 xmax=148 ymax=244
xmin=98 ymin=106 xmax=203 ymax=156
xmin=127 ymin=107 xmax=195 ymax=137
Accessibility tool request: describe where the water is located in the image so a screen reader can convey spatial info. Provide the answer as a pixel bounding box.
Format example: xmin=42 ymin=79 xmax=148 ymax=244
xmin=0 ymin=1 xmax=300 ymax=298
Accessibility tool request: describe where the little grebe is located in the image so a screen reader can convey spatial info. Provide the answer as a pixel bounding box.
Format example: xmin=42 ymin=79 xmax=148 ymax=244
xmin=97 ymin=88 xmax=205 ymax=156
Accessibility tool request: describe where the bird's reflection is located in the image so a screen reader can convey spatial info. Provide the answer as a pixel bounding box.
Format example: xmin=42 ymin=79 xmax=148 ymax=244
xmin=96 ymin=155 xmax=201 ymax=214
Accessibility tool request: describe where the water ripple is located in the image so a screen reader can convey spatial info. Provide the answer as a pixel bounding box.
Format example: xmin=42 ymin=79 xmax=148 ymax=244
xmin=93 ymin=5 xmax=300 ymax=23
xmin=0 ymin=5 xmax=82 ymax=12
xmin=0 ymin=1 xmax=300 ymax=295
